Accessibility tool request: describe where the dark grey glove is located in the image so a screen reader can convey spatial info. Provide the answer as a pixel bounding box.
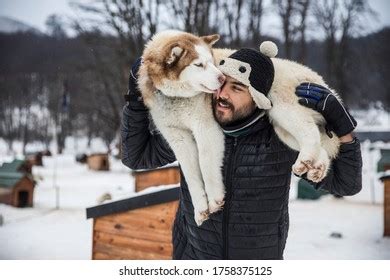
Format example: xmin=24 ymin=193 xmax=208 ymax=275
xmin=124 ymin=57 xmax=148 ymax=111
xmin=295 ymin=83 xmax=357 ymax=137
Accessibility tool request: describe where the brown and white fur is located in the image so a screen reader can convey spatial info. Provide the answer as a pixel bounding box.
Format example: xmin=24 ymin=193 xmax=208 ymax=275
xmin=138 ymin=30 xmax=226 ymax=225
xmin=138 ymin=30 xmax=340 ymax=226
xmin=215 ymin=43 xmax=340 ymax=182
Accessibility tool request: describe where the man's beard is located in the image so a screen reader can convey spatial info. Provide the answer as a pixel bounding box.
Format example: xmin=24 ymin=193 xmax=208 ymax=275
xmin=212 ymin=97 xmax=256 ymax=127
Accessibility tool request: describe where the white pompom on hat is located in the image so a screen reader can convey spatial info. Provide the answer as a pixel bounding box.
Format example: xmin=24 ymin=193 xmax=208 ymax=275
xmin=259 ymin=41 xmax=278 ymax=58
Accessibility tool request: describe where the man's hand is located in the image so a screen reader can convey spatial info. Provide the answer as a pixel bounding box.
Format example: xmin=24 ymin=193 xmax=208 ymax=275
xmin=295 ymin=83 xmax=357 ymax=137
xmin=125 ymin=57 xmax=147 ymax=111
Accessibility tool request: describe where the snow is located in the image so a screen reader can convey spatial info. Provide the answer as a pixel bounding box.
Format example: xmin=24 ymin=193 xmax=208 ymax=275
xmin=0 ymin=206 xmax=91 ymax=259
xmin=1 ymin=134 xmax=390 ymax=259
xmin=353 ymin=106 xmax=389 ymax=132
xmin=286 ymin=197 xmax=390 ymax=260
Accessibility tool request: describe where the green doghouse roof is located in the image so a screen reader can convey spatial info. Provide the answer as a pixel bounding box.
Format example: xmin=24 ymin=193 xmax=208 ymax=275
xmin=0 ymin=159 xmax=25 ymax=173
xmin=0 ymin=172 xmax=24 ymax=188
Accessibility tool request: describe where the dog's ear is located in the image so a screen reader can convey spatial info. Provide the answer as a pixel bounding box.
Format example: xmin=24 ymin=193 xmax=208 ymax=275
xmin=201 ymin=34 xmax=220 ymax=46
xmin=166 ymin=45 xmax=184 ymax=65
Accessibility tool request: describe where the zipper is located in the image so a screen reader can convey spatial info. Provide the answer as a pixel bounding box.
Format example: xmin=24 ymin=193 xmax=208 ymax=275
xmin=222 ymin=137 xmax=238 ymax=259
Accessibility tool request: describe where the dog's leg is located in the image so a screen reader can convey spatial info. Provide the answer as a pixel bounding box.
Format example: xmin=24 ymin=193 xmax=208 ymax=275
xmin=161 ymin=127 xmax=210 ymax=226
xmin=269 ymin=104 xmax=321 ymax=176
xmin=193 ymin=123 xmax=225 ymax=214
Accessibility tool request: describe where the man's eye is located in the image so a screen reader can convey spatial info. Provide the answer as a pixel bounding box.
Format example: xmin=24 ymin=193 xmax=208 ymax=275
xmin=232 ymin=86 xmax=242 ymax=92
xmin=194 ymin=63 xmax=204 ymax=67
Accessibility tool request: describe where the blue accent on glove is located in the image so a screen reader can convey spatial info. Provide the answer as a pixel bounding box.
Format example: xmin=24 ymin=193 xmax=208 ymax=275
xmin=295 ymin=82 xmax=357 ymax=137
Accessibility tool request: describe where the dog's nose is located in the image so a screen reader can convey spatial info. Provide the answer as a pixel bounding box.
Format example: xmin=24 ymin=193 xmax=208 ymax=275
xmin=218 ymin=75 xmax=226 ymax=85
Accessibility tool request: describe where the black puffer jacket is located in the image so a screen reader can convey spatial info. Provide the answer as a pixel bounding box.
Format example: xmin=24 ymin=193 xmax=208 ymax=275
xmin=121 ymin=101 xmax=362 ymax=260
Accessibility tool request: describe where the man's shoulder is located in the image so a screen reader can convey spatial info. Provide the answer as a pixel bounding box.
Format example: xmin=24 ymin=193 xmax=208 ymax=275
xmin=251 ymin=118 xmax=298 ymax=154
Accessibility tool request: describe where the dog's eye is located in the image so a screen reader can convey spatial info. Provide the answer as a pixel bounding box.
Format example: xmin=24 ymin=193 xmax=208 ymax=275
xmin=239 ymin=66 xmax=246 ymax=73
xmin=194 ymin=63 xmax=204 ymax=67
xmin=220 ymin=60 xmax=225 ymax=65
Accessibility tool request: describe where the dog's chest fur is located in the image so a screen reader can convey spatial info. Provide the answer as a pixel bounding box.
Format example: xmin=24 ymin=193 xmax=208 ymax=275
xmin=149 ymin=91 xmax=214 ymax=131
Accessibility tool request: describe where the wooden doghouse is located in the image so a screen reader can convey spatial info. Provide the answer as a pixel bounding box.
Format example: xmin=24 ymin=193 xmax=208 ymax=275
xmin=132 ymin=165 xmax=180 ymax=192
xmin=87 ymin=153 xmax=110 ymax=171
xmin=76 ymin=153 xmax=88 ymax=164
xmin=26 ymin=152 xmax=43 ymax=166
xmin=87 ymin=187 xmax=180 ymax=260
xmin=380 ymin=175 xmax=390 ymax=236
xmin=0 ymin=161 xmax=35 ymax=207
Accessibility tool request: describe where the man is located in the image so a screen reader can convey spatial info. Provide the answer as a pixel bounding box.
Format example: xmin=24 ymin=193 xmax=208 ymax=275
xmin=121 ymin=50 xmax=362 ymax=260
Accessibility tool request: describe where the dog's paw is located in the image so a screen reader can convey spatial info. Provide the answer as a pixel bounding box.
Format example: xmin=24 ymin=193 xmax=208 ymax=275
xmin=306 ymin=166 xmax=325 ymax=182
xmin=292 ymin=154 xmax=315 ymax=176
xmin=292 ymin=161 xmax=308 ymax=176
xmin=194 ymin=209 xmax=210 ymax=226
xmin=208 ymin=199 xmax=225 ymax=214
xmin=205 ymin=183 xmax=225 ymax=214
xmin=306 ymin=148 xmax=330 ymax=183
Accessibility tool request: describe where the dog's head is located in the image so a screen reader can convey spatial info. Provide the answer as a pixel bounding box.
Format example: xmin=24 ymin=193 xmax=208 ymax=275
xmin=141 ymin=30 xmax=225 ymax=98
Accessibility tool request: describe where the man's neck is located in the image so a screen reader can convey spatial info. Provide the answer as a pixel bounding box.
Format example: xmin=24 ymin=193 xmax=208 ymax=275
xmin=221 ymin=108 xmax=265 ymax=137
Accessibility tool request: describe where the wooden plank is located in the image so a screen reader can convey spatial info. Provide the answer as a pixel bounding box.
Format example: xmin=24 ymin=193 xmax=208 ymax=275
xmin=125 ymin=201 xmax=178 ymax=216
xmin=91 ymin=219 xmax=97 ymax=260
xmin=385 ymin=180 xmax=390 ymax=236
xmin=99 ymin=202 xmax=178 ymax=231
xmin=100 ymin=213 xmax=173 ymax=231
xmin=94 ymin=231 xmax=172 ymax=257
xmin=94 ymin=218 xmax=172 ymax=243
xmin=135 ymin=167 xmax=180 ymax=192
xmin=93 ymin=251 xmax=113 ymax=260
xmin=94 ymin=242 xmax=171 ymax=260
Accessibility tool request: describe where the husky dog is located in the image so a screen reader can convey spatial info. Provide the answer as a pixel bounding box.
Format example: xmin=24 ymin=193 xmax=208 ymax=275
xmin=138 ymin=30 xmax=227 ymax=225
xmin=138 ymin=30 xmax=340 ymax=226
xmin=216 ymin=42 xmax=340 ymax=183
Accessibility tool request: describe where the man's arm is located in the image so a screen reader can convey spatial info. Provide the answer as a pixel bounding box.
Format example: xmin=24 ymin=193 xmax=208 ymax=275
xmin=121 ymin=58 xmax=176 ymax=170
xmin=295 ymin=83 xmax=362 ymax=196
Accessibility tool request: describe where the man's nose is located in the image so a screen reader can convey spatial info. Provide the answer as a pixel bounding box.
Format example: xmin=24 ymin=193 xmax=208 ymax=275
xmin=218 ymin=84 xmax=229 ymax=99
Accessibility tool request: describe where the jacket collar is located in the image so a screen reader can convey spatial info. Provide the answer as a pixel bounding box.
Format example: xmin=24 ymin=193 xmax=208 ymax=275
xmin=221 ymin=108 xmax=269 ymax=137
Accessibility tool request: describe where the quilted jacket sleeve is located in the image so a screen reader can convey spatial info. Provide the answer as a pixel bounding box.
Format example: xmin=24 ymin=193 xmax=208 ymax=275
xmin=314 ymin=138 xmax=363 ymax=196
xmin=120 ymin=62 xmax=176 ymax=170
xmin=121 ymin=104 xmax=176 ymax=170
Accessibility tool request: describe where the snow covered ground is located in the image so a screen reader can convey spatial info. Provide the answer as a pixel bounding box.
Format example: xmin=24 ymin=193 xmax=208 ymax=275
xmin=0 ymin=134 xmax=390 ymax=259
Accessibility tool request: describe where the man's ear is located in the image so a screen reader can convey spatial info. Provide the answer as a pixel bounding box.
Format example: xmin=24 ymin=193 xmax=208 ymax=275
xmin=166 ymin=45 xmax=184 ymax=65
xmin=201 ymin=34 xmax=220 ymax=46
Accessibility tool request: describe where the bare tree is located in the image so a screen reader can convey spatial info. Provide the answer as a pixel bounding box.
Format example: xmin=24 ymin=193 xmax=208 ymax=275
xmin=273 ymin=0 xmax=297 ymax=59
xmin=336 ymin=0 xmax=376 ymax=96
xmin=313 ymin=0 xmax=339 ymax=84
xmin=313 ymin=0 xmax=376 ymax=100
xmin=167 ymin=0 xmax=215 ymax=35
xmin=248 ymin=0 xmax=264 ymax=46
xmin=296 ymin=0 xmax=311 ymax=63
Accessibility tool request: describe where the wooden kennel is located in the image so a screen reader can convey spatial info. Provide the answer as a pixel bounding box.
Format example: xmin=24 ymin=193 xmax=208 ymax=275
xmin=87 ymin=187 xmax=180 ymax=259
xmin=132 ymin=165 xmax=180 ymax=192
xmin=87 ymin=153 xmax=110 ymax=171
xmin=380 ymin=175 xmax=390 ymax=236
xmin=0 ymin=160 xmax=35 ymax=207
xmin=26 ymin=152 xmax=43 ymax=166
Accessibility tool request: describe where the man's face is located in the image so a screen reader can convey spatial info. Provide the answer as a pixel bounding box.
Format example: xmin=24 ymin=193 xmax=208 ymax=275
xmin=212 ymin=76 xmax=257 ymax=126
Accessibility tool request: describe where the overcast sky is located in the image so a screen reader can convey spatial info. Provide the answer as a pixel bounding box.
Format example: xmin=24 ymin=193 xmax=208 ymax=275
xmin=0 ymin=0 xmax=389 ymax=39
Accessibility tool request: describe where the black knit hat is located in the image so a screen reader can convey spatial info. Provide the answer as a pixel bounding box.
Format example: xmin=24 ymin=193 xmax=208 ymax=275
xmin=218 ymin=41 xmax=278 ymax=110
